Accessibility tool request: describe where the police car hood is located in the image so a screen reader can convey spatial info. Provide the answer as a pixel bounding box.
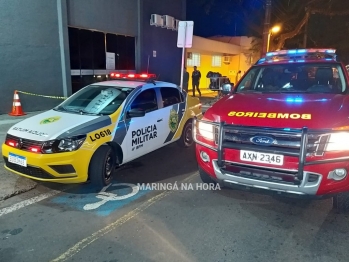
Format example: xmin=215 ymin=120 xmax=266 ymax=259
xmin=7 ymin=110 xmax=111 ymax=141
xmin=206 ymin=93 xmax=349 ymax=129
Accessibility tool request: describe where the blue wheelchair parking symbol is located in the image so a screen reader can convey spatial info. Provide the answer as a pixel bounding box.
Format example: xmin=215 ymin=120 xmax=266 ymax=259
xmin=83 ymin=183 xmax=139 ymax=210
xmin=51 ymin=182 xmax=150 ymax=216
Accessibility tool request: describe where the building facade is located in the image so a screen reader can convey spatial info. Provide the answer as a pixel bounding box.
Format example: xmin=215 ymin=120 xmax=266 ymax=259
xmin=186 ymin=36 xmax=260 ymax=93
xmin=0 ymin=0 xmax=186 ymax=114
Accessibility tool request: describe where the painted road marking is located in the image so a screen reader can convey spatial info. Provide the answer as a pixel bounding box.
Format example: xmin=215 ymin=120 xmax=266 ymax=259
xmin=50 ymin=173 xmax=197 ymax=262
xmin=0 ymin=190 xmax=61 ymax=217
xmin=50 ymin=182 xmax=149 ymax=216
xmin=83 ymin=183 xmax=139 ymax=210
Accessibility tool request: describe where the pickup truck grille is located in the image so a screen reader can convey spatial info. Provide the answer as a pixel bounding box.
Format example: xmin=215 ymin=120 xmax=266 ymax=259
xmin=222 ymin=125 xmax=329 ymax=157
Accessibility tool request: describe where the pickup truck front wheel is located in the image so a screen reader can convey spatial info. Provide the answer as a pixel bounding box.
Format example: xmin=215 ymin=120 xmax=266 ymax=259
xmin=333 ymin=192 xmax=349 ymax=213
xmin=199 ymin=167 xmax=216 ymax=184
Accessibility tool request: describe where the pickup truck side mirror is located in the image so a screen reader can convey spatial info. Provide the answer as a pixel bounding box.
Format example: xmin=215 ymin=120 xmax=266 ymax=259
xmin=127 ymin=108 xmax=146 ymax=118
xmin=221 ymin=83 xmax=234 ymax=95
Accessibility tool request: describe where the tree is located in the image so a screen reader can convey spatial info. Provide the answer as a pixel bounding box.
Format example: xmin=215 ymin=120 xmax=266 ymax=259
xmin=194 ymin=0 xmax=349 ymax=53
xmin=272 ymin=0 xmax=349 ymax=50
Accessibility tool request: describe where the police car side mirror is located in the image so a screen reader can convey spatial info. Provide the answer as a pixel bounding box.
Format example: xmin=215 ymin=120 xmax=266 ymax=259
xmin=127 ymin=108 xmax=146 ymax=118
xmin=221 ymin=83 xmax=233 ymax=95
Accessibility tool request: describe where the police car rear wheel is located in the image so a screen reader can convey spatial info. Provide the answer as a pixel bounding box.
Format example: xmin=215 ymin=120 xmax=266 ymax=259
xmin=177 ymin=121 xmax=193 ymax=148
xmin=333 ymin=192 xmax=349 ymax=213
xmin=89 ymin=145 xmax=116 ymax=187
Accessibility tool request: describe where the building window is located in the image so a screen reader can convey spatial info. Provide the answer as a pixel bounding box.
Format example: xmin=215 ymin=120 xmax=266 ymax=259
xmin=212 ymin=55 xmax=222 ymax=67
xmin=187 ymin=53 xmax=200 ymax=67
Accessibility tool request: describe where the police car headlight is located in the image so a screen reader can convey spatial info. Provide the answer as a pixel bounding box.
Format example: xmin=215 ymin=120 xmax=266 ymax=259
xmin=326 ymin=133 xmax=349 ymax=151
xmin=198 ymin=122 xmax=215 ymax=141
xmin=42 ymin=135 xmax=86 ymax=153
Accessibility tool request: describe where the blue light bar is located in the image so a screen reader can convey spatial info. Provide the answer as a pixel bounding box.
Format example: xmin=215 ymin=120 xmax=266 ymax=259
xmin=266 ymin=48 xmax=336 ymax=57
xmin=286 ymin=97 xmax=303 ymax=103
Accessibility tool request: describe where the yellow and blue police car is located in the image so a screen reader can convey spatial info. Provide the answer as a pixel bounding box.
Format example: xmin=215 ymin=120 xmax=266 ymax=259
xmin=2 ymin=73 xmax=203 ymax=187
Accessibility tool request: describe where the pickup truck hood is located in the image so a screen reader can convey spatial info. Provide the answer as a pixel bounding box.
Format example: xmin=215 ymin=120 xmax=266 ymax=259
xmin=7 ymin=110 xmax=111 ymax=141
xmin=205 ymin=93 xmax=349 ymax=129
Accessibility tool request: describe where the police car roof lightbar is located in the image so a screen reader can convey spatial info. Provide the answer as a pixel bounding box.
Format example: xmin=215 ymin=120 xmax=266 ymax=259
xmin=256 ymin=48 xmax=337 ymax=65
xmin=109 ymin=73 xmax=157 ymax=81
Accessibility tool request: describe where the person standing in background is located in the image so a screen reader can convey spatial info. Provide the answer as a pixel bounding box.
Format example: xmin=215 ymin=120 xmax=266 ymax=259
xmin=183 ymin=67 xmax=189 ymax=92
xmin=235 ymin=70 xmax=242 ymax=85
xmin=192 ymin=66 xmax=201 ymax=97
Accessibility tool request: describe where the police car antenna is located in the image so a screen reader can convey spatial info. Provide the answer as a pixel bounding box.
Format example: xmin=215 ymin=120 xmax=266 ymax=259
xmin=148 ymin=74 xmax=160 ymax=85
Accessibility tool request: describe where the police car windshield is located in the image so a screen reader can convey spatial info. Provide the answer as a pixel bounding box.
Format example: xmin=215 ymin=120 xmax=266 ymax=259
xmin=236 ymin=63 xmax=347 ymax=94
xmin=54 ymin=85 xmax=133 ymax=115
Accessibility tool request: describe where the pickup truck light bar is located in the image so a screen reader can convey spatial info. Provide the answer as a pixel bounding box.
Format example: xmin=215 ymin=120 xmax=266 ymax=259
xmin=256 ymin=48 xmax=337 ymax=64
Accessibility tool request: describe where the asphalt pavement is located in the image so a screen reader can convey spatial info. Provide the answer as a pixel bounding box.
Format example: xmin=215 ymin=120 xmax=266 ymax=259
xmin=1 ymin=142 xmax=348 ymax=262
xmin=0 ymin=111 xmax=45 ymax=200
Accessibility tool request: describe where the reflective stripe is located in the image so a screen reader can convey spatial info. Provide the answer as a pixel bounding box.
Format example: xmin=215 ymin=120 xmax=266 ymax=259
xmin=14 ymin=102 xmax=21 ymax=106
xmin=14 ymin=94 xmax=19 ymax=99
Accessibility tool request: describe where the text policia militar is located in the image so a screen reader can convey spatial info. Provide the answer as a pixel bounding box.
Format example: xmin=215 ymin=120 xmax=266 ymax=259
xmin=137 ymin=182 xmax=221 ymax=191
xmin=132 ymin=124 xmax=158 ymax=147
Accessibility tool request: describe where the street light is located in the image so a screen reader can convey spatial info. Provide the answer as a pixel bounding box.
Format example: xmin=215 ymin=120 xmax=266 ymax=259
xmin=267 ymin=25 xmax=281 ymax=52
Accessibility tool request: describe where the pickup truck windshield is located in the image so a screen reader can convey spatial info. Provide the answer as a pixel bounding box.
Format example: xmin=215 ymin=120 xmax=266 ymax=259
xmin=54 ymin=85 xmax=133 ymax=115
xmin=236 ymin=63 xmax=347 ymax=94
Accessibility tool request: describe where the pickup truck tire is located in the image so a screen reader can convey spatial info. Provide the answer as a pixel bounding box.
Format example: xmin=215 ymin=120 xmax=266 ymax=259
xmin=89 ymin=145 xmax=116 ymax=188
xmin=177 ymin=120 xmax=193 ymax=148
xmin=333 ymin=192 xmax=349 ymax=213
xmin=199 ymin=166 xmax=216 ymax=184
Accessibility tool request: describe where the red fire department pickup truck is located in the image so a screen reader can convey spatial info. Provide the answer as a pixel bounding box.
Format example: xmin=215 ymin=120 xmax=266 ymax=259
xmin=194 ymin=48 xmax=349 ymax=213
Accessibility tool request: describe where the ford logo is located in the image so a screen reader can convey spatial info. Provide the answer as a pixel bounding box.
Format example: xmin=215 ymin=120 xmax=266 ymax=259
xmin=250 ymin=136 xmax=275 ymax=146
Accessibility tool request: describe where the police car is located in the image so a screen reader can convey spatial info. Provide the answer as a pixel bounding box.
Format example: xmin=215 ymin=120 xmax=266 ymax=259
xmin=194 ymin=48 xmax=349 ymax=213
xmin=2 ymin=73 xmax=202 ymax=187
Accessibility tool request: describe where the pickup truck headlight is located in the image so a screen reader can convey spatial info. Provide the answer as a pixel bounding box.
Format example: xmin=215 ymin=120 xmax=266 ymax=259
xmin=198 ymin=122 xmax=215 ymax=141
xmin=326 ymin=133 xmax=349 ymax=151
xmin=42 ymin=135 xmax=86 ymax=154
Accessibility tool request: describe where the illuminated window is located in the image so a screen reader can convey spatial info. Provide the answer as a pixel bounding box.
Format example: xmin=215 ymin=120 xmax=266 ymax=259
xmin=212 ymin=56 xmax=222 ymax=67
xmin=187 ymin=53 xmax=201 ymax=67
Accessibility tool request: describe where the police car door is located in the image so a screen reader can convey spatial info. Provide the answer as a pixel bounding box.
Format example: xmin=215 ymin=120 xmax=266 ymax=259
xmin=158 ymin=86 xmax=186 ymax=145
xmin=121 ymin=88 xmax=163 ymax=162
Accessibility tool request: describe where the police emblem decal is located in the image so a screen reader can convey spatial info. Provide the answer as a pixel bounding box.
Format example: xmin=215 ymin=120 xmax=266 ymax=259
xmin=40 ymin=116 xmax=61 ymax=124
xmin=169 ymin=109 xmax=179 ymax=133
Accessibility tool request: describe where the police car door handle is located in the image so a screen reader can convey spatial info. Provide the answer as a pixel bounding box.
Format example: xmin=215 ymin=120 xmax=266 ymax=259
xmin=157 ymin=119 xmax=163 ymax=122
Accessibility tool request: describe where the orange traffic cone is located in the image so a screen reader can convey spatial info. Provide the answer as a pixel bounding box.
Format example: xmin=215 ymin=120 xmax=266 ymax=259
xmin=9 ymin=90 xmax=26 ymax=116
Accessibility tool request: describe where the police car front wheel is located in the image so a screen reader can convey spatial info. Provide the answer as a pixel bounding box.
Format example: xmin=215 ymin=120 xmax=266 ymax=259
xmin=89 ymin=145 xmax=116 ymax=187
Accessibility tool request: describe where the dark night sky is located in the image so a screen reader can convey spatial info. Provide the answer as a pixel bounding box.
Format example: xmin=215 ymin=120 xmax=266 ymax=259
xmin=186 ymin=0 xmax=349 ymax=63
xmin=186 ymin=1 xmax=245 ymax=37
